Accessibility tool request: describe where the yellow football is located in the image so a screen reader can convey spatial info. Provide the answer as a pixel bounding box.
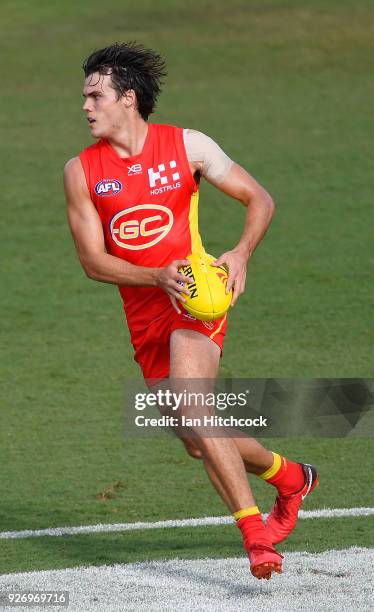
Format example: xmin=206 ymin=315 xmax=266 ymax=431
xmin=178 ymin=252 xmax=232 ymax=321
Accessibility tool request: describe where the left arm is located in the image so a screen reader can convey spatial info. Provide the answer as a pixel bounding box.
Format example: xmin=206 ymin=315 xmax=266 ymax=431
xmin=210 ymin=163 xmax=275 ymax=305
xmin=184 ymin=128 xmax=275 ymax=306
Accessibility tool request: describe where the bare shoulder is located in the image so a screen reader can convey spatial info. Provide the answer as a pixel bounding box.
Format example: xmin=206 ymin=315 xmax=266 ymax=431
xmin=183 ymin=128 xmax=221 ymax=144
xmin=183 ymin=128 xmax=233 ymax=185
xmin=63 ymin=156 xmax=90 ymax=206
xmin=64 ymin=156 xmax=84 ymax=180
xmin=63 ymin=156 xmax=88 ymax=191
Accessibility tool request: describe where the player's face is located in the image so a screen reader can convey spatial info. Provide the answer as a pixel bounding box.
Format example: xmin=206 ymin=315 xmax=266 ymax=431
xmin=82 ymin=72 xmax=126 ymax=139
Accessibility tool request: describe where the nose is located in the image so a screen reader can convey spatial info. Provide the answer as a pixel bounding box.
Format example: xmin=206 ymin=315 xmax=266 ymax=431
xmin=82 ymin=98 xmax=91 ymax=112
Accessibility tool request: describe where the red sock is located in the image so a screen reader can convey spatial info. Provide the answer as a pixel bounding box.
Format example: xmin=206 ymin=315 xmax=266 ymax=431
xmin=234 ymin=507 xmax=272 ymax=551
xmin=263 ymin=454 xmax=305 ymax=496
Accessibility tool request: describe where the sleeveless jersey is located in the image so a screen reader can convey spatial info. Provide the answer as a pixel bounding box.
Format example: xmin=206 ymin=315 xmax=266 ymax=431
xmin=79 ymin=123 xmax=204 ymax=334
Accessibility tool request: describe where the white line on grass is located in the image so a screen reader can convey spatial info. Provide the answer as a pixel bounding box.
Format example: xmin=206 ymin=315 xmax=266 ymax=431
xmin=1 ymin=507 xmax=373 ymax=540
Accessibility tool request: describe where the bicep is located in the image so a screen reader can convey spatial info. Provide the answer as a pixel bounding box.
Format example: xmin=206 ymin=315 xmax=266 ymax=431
xmin=184 ymin=129 xmax=273 ymax=205
xmin=64 ymin=158 xmax=106 ymax=259
xmin=214 ymin=163 xmax=273 ymax=205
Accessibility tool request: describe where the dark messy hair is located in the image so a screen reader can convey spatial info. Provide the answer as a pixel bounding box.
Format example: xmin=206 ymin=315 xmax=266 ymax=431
xmin=82 ymin=42 xmax=167 ymax=120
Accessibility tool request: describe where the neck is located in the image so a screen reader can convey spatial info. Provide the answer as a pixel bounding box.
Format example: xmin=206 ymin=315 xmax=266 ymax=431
xmin=107 ymin=118 xmax=149 ymax=158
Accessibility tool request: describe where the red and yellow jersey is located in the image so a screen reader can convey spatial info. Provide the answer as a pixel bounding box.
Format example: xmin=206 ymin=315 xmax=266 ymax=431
xmin=79 ymin=123 xmax=203 ymax=333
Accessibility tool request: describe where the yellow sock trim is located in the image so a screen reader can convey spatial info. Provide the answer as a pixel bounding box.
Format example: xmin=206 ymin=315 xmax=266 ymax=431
xmin=258 ymin=452 xmax=282 ymax=481
xmin=233 ymin=505 xmax=260 ymax=521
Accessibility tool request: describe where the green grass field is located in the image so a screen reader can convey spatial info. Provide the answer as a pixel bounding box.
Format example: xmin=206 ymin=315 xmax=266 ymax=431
xmin=1 ymin=0 xmax=373 ymax=578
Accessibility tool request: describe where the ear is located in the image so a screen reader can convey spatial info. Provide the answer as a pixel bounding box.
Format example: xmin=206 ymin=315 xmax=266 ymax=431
xmin=122 ymin=89 xmax=136 ymax=109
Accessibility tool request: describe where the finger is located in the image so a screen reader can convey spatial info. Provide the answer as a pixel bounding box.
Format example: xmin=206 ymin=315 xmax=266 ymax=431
xmin=231 ymin=285 xmax=239 ymax=306
xmin=169 ymin=295 xmax=181 ymax=314
xmin=237 ymin=276 xmax=246 ymax=299
xmin=226 ymin=274 xmax=236 ymax=294
xmin=172 ymin=280 xmax=190 ymax=296
xmin=231 ymin=282 xmax=244 ymax=306
xmin=176 ymin=272 xmax=192 ymax=285
xmin=212 ymin=256 xmax=225 ymax=267
xmin=169 ymin=288 xmax=186 ymax=303
xmin=174 ymin=259 xmax=190 ymax=268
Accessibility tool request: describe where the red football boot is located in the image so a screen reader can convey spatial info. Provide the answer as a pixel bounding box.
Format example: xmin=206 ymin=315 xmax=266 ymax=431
xmin=265 ymin=463 xmax=319 ymax=545
xmin=236 ymin=515 xmax=283 ymax=580
xmin=248 ymin=544 xmax=283 ymax=580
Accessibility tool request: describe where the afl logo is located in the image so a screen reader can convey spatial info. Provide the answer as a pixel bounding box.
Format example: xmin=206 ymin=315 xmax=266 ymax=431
xmin=95 ymin=179 xmax=122 ymax=196
xmin=110 ymin=204 xmax=173 ymax=250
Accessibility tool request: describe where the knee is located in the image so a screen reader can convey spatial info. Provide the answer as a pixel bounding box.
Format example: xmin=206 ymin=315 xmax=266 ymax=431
xmin=182 ymin=438 xmax=203 ymax=460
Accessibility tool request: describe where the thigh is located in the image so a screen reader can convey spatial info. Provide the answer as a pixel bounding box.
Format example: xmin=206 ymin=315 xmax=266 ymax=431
xmin=170 ymin=328 xmax=221 ymax=378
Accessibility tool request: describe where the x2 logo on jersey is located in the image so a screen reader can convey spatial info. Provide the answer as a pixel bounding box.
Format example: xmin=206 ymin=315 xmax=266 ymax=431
xmin=127 ymin=163 xmax=142 ymax=176
xmin=110 ymin=204 xmax=174 ymax=250
xmin=95 ymin=179 xmax=123 ymax=196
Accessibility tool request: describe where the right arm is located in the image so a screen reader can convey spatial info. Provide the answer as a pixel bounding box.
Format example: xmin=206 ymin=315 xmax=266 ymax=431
xmin=63 ymin=157 xmax=190 ymax=311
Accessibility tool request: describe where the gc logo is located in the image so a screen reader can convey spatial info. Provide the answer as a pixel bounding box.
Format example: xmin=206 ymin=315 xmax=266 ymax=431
xmin=110 ymin=204 xmax=173 ymax=250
